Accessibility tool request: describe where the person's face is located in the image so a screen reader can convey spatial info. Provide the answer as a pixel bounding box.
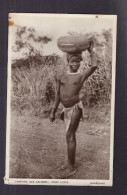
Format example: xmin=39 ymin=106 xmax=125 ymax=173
xmin=68 ymin=58 xmax=81 ymax=72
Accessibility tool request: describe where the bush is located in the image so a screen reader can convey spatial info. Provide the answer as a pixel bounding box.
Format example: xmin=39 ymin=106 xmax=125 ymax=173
xmin=11 ymin=29 xmax=112 ymax=116
xmin=11 ymin=56 xmax=66 ymax=116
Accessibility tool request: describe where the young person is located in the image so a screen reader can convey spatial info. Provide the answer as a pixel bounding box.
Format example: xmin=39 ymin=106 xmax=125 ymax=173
xmin=50 ymin=41 xmax=97 ymax=178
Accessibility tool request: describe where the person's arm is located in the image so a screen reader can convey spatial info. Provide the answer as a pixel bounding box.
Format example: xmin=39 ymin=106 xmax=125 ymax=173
xmin=81 ymin=41 xmax=97 ymax=83
xmin=50 ymin=78 xmax=61 ymax=122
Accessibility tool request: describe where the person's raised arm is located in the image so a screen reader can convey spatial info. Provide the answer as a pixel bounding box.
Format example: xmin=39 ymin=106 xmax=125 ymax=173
xmin=81 ymin=41 xmax=98 ymax=83
xmin=50 ymin=78 xmax=61 ymax=122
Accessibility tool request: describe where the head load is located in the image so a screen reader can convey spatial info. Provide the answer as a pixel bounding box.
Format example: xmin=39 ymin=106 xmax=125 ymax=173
xmin=57 ymin=36 xmax=91 ymax=54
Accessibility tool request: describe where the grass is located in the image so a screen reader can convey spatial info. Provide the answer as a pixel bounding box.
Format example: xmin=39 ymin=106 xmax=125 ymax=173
xmin=9 ymin=29 xmax=113 ymax=179
xmin=11 ymin=55 xmax=112 ymax=117
xmin=10 ymin=58 xmax=112 ymax=179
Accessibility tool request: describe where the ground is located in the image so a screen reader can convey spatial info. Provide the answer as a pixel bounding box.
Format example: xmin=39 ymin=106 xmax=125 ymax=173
xmin=9 ymin=108 xmax=110 ymax=179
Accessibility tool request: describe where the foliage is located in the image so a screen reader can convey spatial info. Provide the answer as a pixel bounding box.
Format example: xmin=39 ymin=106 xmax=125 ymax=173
xmin=79 ymin=29 xmax=112 ymax=106
xmin=11 ymin=55 xmax=66 ymax=116
xmin=12 ymin=26 xmax=52 ymax=57
xmin=11 ymin=28 xmax=113 ymax=116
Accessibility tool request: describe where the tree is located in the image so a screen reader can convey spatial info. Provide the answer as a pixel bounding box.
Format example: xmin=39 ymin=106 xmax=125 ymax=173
xmin=12 ymin=26 xmax=52 ymax=59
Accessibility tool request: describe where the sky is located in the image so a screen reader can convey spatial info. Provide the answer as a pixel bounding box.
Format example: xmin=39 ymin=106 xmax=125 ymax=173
xmin=9 ymin=13 xmax=115 ymax=59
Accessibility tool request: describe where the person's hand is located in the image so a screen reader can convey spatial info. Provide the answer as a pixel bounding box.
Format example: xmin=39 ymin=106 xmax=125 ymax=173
xmin=50 ymin=113 xmax=55 ymax=122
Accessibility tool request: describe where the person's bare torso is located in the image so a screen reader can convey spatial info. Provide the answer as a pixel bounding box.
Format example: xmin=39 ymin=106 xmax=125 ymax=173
xmin=60 ymin=73 xmax=83 ymax=108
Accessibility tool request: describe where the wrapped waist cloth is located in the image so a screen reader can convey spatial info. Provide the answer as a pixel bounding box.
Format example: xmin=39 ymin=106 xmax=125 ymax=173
xmin=60 ymin=101 xmax=84 ymax=132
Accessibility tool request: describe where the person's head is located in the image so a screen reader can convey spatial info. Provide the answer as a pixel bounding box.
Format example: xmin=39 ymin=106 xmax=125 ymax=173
xmin=66 ymin=53 xmax=82 ymax=73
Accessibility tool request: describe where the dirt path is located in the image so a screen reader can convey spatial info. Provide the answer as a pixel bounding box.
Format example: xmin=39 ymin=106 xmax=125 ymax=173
xmin=9 ymin=112 xmax=110 ymax=179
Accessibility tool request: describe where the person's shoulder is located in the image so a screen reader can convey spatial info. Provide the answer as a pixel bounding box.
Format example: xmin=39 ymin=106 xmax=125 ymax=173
xmin=79 ymin=71 xmax=88 ymax=80
xmin=79 ymin=71 xmax=84 ymax=77
xmin=59 ymin=72 xmax=68 ymax=80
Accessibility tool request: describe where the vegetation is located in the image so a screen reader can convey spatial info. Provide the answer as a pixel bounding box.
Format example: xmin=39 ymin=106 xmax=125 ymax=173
xmin=11 ymin=26 xmax=112 ymax=117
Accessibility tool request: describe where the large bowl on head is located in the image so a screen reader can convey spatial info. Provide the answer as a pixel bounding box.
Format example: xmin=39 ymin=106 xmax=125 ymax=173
xmin=57 ymin=36 xmax=91 ymax=54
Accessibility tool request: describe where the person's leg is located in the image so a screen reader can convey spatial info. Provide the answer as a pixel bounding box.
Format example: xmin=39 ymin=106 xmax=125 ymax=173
xmin=66 ymin=107 xmax=82 ymax=171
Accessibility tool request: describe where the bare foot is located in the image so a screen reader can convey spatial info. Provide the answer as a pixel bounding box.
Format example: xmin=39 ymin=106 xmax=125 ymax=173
xmin=50 ymin=172 xmax=61 ymax=179
xmin=60 ymin=167 xmax=77 ymax=179
xmin=58 ymin=164 xmax=67 ymax=171
xmin=58 ymin=164 xmax=77 ymax=171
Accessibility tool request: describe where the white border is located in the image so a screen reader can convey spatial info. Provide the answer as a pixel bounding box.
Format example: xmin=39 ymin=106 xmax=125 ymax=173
xmin=4 ymin=13 xmax=117 ymax=186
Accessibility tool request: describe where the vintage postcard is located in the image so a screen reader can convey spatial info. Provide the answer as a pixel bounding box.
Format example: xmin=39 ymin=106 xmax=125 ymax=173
xmin=5 ymin=13 xmax=117 ymax=186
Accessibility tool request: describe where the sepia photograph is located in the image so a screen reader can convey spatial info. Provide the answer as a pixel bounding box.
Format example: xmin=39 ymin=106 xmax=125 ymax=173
xmin=5 ymin=13 xmax=117 ymax=186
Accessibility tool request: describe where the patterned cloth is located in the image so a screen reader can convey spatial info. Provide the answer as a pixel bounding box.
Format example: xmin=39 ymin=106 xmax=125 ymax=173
xmin=60 ymin=101 xmax=84 ymax=132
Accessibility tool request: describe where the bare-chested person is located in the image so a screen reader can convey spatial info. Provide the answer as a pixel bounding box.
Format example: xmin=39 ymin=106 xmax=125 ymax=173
xmin=50 ymin=41 xmax=97 ymax=178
